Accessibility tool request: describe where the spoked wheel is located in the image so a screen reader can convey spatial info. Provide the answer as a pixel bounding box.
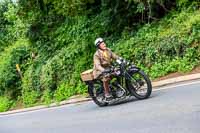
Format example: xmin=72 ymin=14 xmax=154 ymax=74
xmin=88 ymin=80 xmax=108 ymax=107
xmin=127 ymin=70 xmax=152 ymax=99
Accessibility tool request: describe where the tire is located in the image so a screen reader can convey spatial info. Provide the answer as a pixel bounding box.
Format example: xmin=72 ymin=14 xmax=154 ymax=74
xmin=88 ymin=81 xmax=108 ymax=107
xmin=127 ymin=70 xmax=152 ymax=99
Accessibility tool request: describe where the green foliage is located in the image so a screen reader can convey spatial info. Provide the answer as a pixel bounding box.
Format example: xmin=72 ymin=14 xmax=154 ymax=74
xmin=22 ymin=89 xmax=39 ymax=107
xmin=41 ymin=89 xmax=53 ymax=105
xmin=22 ymin=59 xmax=44 ymax=106
xmin=75 ymin=81 xmax=87 ymax=95
xmin=0 ymin=1 xmax=28 ymax=51
xmin=54 ymin=83 xmax=76 ymax=102
xmin=4 ymin=3 xmax=28 ymax=41
xmin=54 ymin=81 xmax=87 ymax=102
xmin=43 ymin=0 xmax=95 ymax=16
xmin=22 ymin=60 xmax=43 ymax=92
xmin=0 ymin=39 xmax=30 ymax=97
xmin=114 ymin=9 xmax=200 ymax=79
xmin=0 ymin=0 xmax=13 ymax=52
xmin=0 ymin=0 xmax=199 ymax=111
xmin=176 ymin=0 xmax=199 ymax=9
xmin=0 ymin=96 xmax=13 ymax=112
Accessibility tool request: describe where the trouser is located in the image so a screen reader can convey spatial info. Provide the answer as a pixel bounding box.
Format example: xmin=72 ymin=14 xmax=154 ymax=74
xmin=100 ymin=74 xmax=111 ymax=95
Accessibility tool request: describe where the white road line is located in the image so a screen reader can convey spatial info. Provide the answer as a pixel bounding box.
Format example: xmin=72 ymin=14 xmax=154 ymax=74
xmin=153 ymin=80 xmax=200 ymax=91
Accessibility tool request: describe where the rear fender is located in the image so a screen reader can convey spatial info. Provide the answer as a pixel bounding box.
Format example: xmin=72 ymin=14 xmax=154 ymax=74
xmin=85 ymin=80 xmax=103 ymax=98
xmin=85 ymin=81 xmax=94 ymax=97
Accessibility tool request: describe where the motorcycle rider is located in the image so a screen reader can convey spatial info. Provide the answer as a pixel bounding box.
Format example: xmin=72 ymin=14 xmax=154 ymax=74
xmin=93 ymin=37 xmax=119 ymax=100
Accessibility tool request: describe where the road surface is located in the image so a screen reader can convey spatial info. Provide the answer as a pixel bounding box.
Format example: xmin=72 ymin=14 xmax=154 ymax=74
xmin=1 ymin=80 xmax=200 ymax=133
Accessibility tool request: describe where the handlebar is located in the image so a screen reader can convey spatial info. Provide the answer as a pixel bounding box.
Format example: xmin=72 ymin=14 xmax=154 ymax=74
xmin=98 ymin=58 xmax=133 ymax=78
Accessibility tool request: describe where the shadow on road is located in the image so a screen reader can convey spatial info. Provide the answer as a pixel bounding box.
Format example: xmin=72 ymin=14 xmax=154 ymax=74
xmin=107 ymin=90 xmax=163 ymax=107
xmin=82 ymin=90 xmax=164 ymax=112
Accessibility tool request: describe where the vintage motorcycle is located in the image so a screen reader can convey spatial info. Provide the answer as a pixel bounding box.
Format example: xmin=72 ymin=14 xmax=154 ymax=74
xmin=82 ymin=58 xmax=152 ymax=107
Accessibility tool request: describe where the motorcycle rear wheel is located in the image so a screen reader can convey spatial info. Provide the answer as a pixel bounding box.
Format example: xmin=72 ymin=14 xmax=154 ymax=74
xmin=88 ymin=81 xmax=108 ymax=107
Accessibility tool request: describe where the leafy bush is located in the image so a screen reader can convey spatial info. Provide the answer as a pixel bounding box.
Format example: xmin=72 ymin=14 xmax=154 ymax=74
xmin=41 ymin=89 xmax=53 ymax=105
xmin=54 ymin=82 xmax=76 ymax=102
xmin=114 ymin=9 xmax=200 ymax=79
xmin=0 ymin=39 xmax=30 ymax=97
xmin=22 ymin=61 xmax=43 ymax=107
xmin=0 ymin=1 xmax=28 ymax=53
xmin=22 ymin=88 xmax=39 ymax=107
xmin=0 ymin=96 xmax=13 ymax=112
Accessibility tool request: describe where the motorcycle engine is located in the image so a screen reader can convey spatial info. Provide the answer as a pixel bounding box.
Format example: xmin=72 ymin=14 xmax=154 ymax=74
xmin=111 ymin=82 xmax=126 ymax=98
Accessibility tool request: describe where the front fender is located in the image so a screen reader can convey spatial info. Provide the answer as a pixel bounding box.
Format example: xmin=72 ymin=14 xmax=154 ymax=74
xmin=128 ymin=65 xmax=140 ymax=74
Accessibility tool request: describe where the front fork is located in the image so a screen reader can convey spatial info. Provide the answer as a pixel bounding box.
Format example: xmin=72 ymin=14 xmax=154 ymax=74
xmin=124 ymin=68 xmax=141 ymax=93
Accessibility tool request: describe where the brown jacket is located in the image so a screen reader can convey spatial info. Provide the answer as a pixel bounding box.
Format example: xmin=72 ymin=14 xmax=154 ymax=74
xmin=93 ymin=48 xmax=119 ymax=79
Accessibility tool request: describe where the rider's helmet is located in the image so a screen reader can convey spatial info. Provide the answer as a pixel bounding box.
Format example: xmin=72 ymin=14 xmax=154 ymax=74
xmin=94 ymin=37 xmax=104 ymax=48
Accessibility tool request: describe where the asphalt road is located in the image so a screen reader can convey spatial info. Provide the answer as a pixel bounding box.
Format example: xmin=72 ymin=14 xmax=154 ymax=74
xmin=1 ymin=80 xmax=200 ymax=133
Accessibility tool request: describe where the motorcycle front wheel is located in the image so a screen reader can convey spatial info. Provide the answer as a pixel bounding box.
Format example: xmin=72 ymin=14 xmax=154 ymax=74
xmin=127 ymin=70 xmax=152 ymax=99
